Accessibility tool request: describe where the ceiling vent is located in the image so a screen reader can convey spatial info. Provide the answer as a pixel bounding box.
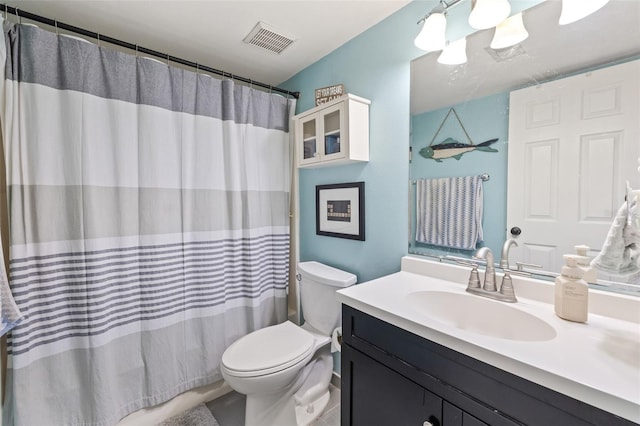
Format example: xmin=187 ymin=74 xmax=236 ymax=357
xmin=485 ymin=44 xmax=527 ymax=62
xmin=243 ymin=22 xmax=296 ymax=55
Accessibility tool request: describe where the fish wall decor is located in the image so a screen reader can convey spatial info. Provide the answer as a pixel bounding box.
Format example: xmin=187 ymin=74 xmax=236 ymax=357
xmin=419 ymin=108 xmax=498 ymax=162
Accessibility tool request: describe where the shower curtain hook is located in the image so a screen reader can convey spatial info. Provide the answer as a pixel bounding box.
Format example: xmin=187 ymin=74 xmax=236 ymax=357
xmin=54 ymin=20 xmax=59 ymax=35
xmin=195 ymin=63 xmax=199 ymax=75
xmin=15 ymin=7 xmax=20 ymax=24
xmin=135 ymin=44 xmax=138 ymax=57
xmin=166 ymin=53 xmax=170 ymax=66
xmin=3 ymin=4 xmax=7 ymax=20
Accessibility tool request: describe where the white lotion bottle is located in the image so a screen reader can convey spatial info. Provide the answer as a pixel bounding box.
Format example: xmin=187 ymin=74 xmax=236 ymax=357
xmin=554 ymin=254 xmax=589 ymax=323
xmin=574 ymin=244 xmax=598 ymax=284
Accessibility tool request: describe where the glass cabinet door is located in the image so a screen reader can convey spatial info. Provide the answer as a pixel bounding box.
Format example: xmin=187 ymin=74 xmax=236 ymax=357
xmin=302 ymin=119 xmax=317 ymax=160
xmin=324 ymin=109 xmax=341 ymax=155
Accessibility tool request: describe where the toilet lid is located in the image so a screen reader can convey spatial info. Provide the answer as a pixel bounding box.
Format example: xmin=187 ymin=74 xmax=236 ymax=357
xmin=222 ymin=321 xmax=315 ymax=377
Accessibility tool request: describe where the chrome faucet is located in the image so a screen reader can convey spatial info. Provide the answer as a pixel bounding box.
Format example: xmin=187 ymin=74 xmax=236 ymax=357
xmin=499 ymin=238 xmax=518 ymax=269
xmin=473 ymin=247 xmax=496 ymax=292
xmin=466 ymin=247 xmax=517 ymax=303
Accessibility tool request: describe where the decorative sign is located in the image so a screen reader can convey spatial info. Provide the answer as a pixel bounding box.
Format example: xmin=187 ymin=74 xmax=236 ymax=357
xmin=315 ymin=84 xmax=344 ymax=106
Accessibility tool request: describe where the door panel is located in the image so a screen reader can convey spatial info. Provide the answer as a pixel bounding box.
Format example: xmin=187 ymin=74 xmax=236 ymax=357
xmin=507 ymin=60 xmax=640 ymax=273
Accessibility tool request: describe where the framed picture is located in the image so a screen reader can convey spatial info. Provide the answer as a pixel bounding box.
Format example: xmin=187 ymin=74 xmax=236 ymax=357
xmin=316 ymin=182 xmax=365 ymax=240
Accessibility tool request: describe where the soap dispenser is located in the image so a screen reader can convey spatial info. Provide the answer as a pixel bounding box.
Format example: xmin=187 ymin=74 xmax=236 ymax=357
xmin=574 ymin=245 xmax=597 ymax=284
xmin=554 ymin=254 xmax=589 ymax=323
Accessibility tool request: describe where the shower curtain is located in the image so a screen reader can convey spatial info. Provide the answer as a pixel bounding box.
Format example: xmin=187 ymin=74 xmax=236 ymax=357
xmin=0 ymin=21 xmax=295 ymax=426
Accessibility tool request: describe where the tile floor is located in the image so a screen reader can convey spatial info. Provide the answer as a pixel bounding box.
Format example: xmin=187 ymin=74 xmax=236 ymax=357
xmin=206 ymin=384 xmax=340 ymax=426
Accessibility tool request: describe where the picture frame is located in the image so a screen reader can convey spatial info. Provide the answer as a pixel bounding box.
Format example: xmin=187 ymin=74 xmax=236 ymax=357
xmin=316 ymin=182 xmax=365 ymax=240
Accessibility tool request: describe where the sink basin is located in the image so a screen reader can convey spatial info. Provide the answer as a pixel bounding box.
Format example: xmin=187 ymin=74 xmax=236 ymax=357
xmin=406 ymin=291 xmax=557 ymax=342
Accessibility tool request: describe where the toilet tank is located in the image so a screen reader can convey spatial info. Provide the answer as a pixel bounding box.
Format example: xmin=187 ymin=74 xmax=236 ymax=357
xmin=298 ymin=261 xmax=357 ymax=335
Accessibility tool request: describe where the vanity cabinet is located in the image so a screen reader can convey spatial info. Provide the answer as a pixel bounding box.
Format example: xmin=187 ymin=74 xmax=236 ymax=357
xmin=341 ymin=305 xmax=635 ymax=426
xmin=294 ymin=94 xmax=369 ymax=168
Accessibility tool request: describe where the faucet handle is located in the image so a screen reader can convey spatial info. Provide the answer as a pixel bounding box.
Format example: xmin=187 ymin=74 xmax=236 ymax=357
xmin=515 ymin=261 xmax=542 ymax=272
xmin=467 ymin=263 xmax=481 ymax=289
xmin=498 ymin=270 xmax=517 ymax=303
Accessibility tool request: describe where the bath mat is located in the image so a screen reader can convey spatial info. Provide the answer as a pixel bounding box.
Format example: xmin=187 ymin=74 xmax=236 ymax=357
xmin=156 ymin=403 xmax=220 ymax=426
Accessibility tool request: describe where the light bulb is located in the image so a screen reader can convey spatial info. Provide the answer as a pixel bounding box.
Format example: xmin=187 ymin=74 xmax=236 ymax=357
xmin=490 ymin=13 xmax=528 ymax=49
xmin=469 ymin=0 xmax=511 ymax=30
xmin=414 ymin=13 xmax=447 ymax=52
xmin=437 ymin=38 xmax=467 ymax=65
xmin=559 ymin=0 xmax=610 ymax=25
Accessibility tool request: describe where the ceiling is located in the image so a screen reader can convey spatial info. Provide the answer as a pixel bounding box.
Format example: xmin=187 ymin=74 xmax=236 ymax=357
xmin=7 ymin=0 xmax=412 ymax=88
xmin=411 ymin=0 xmax=640 ymax=115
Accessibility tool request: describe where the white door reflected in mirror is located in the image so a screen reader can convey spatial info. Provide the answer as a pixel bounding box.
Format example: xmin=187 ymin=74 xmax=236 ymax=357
xmin=507 ymin=60 xmax=640 ymax=276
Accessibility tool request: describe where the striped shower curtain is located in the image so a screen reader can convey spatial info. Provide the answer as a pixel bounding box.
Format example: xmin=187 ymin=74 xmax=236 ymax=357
xmin=0 ymin=21 xmax=294 ymax=425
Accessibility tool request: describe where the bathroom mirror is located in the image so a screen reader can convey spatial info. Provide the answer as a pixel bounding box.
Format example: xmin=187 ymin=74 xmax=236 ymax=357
xmin=409 ymin=0 xmax=640 ymax=293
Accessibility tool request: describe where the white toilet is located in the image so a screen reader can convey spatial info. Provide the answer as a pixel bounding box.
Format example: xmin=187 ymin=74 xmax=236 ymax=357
xmin=220 ymin=261 xmax=356 ymax=426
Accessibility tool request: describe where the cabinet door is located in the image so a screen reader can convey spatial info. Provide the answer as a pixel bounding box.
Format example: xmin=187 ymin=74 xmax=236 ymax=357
xmin=297 ymin=115 xmax=319 ymax=166
xmin=320 ymin=102 xmax=346 ymax=162
xmin=343 ymin=345 xmax=442 ymax=426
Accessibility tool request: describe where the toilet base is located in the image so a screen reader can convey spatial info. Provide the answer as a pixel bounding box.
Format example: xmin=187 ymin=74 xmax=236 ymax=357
xmin=294 ymin=389 xmax=330 ymax=426
xmin=244 ymin=350 xmax=333 ymax=426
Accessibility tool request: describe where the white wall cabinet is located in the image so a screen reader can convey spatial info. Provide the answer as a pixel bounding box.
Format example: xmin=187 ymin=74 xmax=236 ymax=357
xmin=294 ymin=94 xmax=370 ymax=168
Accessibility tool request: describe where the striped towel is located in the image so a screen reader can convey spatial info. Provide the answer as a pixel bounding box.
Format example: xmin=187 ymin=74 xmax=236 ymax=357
xmin=416 ymin=176 xmax=484 ymax=250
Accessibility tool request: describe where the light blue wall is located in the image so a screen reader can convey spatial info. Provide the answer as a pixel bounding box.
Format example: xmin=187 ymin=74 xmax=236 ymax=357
xmin=280 ymin=1 xmax=431 ymax=284
xmin=278 ymin=0 xmax=546 ymax=375
xmin=279 ymin=0 xmax=543 ymax=284
xmin=409 ymin=92 xmax=509 ymax=257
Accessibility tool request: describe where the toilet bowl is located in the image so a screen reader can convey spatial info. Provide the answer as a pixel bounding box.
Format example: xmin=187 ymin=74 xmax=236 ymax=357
xmin=220 ymin=261 xmax=356 ymax=426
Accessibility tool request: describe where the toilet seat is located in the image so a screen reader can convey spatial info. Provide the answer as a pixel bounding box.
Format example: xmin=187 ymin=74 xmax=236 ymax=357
xmin=221 ymin=321 xmax=315 ymax=378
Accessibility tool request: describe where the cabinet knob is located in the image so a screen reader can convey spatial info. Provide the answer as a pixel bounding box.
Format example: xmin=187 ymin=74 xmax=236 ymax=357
xmin=423 ymin=415 xmax=440 ymax=426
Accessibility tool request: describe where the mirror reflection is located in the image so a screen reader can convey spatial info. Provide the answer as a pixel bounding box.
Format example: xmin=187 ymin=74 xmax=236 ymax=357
xmin=409 ymin=0 xmax=640 ymax=293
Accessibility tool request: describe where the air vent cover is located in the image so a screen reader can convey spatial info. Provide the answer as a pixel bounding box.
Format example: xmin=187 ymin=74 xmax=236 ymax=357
xmin=243 ymin=21 xmax=296 ymax=55
xmin=485 ymin=44 xmax=527 ymax=62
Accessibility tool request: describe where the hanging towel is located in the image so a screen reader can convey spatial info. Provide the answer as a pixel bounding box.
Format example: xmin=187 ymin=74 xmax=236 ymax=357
xmin=416 ymin=176 xmax=484 ymax=250
xmin=591 ymin=192 xmax=640 ymax=276
xmin=0 ymin=240 xmax=22 ymax=336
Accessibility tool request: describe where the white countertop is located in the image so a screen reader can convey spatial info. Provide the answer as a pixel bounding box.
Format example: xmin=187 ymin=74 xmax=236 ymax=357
xmin=336 ymin=256 xmax=640 ymax=423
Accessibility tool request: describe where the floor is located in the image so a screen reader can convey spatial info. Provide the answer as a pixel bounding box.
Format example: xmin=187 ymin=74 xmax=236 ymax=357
xmin=206 ymin=384 xmax=341 ymax=426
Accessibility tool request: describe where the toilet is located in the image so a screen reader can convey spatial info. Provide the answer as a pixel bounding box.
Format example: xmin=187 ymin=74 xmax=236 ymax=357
xmin=220 ymin=261 xmax=356 ymax=426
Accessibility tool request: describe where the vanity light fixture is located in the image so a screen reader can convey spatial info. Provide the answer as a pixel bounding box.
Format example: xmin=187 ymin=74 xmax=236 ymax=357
xmin=414 ymin=12 xmax=447 ymax=51
xmin=414 ymin=0 xmax=514 ymax=54
xmin=468 ymin=0 xmax=511 ymax=30
xmin=490 ymin=12 xmax=528 ymax=49
xmin=559 ymin=0 xmax=610 ymax=25
xmin=438 ymin=37 xmax=468 ymax=65
xmin=414 ymin=0 xmax=465 ymax=52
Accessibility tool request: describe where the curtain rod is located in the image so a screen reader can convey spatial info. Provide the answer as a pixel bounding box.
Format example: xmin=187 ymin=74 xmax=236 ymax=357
xmin=0 ymin=3 xmax=300 ymax=99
